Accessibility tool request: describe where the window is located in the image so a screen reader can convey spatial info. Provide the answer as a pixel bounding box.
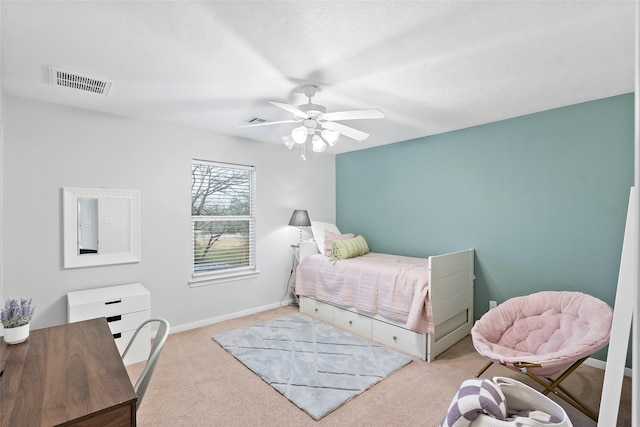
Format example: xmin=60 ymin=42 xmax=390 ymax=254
xmin=190 ymin=160 xmax=257 ymax=286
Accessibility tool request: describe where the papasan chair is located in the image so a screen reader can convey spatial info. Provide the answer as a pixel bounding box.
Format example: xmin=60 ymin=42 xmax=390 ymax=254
xmin=471 ymin=291 xmax=613 ymax=422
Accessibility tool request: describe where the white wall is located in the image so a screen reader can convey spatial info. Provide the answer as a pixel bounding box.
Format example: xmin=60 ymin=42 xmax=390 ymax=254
xmin=3 ymin=95 xmax=335 ymax=330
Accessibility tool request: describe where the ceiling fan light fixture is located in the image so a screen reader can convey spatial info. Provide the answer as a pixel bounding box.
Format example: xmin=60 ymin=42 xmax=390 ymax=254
xmin=291 ymin=126 xmax=308 ymax=144
xmin=321 ymin=129 xmax=339 ymax=146
xmin=312 ymin=135 xmax=327 ymax=152
xmin=239 ymin=84 xmax=383 ymax=158
xmin=282 ymin=135 xmax=295 ymax=149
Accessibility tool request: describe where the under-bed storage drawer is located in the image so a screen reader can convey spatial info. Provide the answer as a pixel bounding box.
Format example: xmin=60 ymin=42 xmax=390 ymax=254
xmin=301 ymin=297 xmax=334 ymax=323
xmin=372 ymin=320 xmax=426 ymax=358
xmin=333 ymin=309 xmax=372 ymax=338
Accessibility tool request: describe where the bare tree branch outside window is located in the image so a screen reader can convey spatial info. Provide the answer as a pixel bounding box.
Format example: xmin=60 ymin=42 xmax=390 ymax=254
xmin=191 ymin=162 xmax=255 ymax=275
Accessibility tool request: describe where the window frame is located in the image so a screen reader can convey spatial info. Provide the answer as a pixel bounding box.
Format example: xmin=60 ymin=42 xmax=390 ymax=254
xmin=189 ymin=159 xmax=258 ymax=287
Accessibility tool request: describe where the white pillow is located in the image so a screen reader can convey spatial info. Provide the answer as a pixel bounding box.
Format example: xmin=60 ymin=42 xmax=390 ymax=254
xmin=310 ymin=221 xmax=340 ymax=254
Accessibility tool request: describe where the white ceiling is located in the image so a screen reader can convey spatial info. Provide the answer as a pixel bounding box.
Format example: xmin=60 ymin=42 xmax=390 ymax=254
xmin=1 ymin=1 xmax=636 ymax=154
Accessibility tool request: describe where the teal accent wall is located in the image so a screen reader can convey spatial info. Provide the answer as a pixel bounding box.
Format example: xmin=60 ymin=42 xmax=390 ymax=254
xmin=336 ymin=94 xmax=634 ymax=364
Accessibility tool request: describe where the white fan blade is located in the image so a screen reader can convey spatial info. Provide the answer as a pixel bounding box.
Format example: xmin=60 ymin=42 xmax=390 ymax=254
xmin=320 ymin=108 xmax=384 ymax=121
xmin=269 ymin=101 xmax=309 ymax=118
xmin=322 ymin=121 xmax=369 ymax=141
xmin=234 ymin=119 xmax=299 ymax=129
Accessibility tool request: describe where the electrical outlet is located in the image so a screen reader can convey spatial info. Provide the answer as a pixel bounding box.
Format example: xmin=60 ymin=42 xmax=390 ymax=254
xmin=489 ymin=300 xmax=497 ymax=310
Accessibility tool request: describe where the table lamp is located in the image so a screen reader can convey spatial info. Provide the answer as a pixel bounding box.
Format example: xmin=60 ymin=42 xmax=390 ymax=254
xmin=288 ymin=210 xmax=311 ymax=243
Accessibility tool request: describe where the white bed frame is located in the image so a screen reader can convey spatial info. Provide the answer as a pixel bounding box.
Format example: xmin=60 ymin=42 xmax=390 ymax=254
xmin=297 ymin=245 xmax=475 ymax=362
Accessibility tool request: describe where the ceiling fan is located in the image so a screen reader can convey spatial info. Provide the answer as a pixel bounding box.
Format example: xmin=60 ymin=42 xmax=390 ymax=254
xmin=237 ymin=84 xmax=384 ymax=156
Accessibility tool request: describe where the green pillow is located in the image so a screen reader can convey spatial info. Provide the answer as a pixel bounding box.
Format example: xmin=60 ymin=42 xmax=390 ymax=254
xmin=330 ymin=235 xmax=370 ymax=260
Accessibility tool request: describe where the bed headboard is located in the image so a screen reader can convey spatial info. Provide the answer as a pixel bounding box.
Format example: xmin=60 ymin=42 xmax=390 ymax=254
xmin=299 ymin=241 xmax=320 ymax=261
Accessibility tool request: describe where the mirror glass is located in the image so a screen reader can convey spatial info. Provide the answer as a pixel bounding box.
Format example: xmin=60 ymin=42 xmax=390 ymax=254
xmin=63 ymin=188 xmax=140 ymax=268
xmin=78 ymin=198 xmax=98 ymax=254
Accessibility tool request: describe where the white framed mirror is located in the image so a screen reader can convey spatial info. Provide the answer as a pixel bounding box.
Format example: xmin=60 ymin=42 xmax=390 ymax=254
xmin=63 ymin=187 xmax=140 ymax=268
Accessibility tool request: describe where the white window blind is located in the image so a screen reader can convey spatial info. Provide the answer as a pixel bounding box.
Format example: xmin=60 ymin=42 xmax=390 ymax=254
xmin=190 ymin=160 xmax=257 ymax=285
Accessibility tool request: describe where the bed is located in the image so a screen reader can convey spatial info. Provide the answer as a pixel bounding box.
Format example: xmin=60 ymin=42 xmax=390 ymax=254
xmin=294 ymin=221 xmax=475 ymax=362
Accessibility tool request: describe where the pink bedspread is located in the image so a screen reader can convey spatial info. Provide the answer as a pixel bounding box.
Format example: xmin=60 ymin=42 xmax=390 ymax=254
xmin=295 ymin=252 xmax=434 ymax=333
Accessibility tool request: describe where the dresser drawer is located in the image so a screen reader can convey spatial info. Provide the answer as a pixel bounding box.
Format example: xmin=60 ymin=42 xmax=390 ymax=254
xmin=113 ymin=325 xmax=151 ymax=366
xmin=67 ymin=283 xmax=150 ymax=322
xmin=105 ymin=310 xmax=150 ymax=335
xmin=333 ymin=309 xmax=372 ymax=338
xmin=372 ymin=320 xmax=425 ymax=356
xmin=301 ymin=297 xmax=334 ymax=323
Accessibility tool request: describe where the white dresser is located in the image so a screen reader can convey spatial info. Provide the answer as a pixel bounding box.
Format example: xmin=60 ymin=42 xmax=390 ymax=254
xmin=67 ymin=283 xmax=151 ymax=365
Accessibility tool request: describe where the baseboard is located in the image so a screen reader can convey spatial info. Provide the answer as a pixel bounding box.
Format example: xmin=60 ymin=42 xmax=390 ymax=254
xmin=585 ymin=357 xmax=633 ymax=377
xmin=168 ymin=299 xmax=296 ymax=334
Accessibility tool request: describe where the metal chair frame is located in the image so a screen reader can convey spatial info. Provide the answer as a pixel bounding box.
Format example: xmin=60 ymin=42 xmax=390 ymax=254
xmin=475 ymin=356 xmax=598 ymax=421
xmin=122 ymin=317 xmax=170 ymax=410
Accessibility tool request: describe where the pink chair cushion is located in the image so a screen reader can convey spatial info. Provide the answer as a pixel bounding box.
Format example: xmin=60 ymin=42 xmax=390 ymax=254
xmin=471 ymin=291 xmax=613 ymax=376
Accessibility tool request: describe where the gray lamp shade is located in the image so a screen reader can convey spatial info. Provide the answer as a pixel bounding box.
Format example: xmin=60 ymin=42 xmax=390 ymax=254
xmin=288 ymin=210 xmax=311 ymax=227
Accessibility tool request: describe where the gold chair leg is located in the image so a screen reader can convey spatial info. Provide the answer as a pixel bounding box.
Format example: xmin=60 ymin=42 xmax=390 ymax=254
xmin=522 ymin=357 xmax=598 ymax=422
xmin=475 ymin=361 xmax=494 ymax=378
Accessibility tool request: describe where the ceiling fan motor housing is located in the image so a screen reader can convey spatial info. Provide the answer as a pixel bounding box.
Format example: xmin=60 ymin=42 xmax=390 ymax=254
xmin=297 ymin=103 xmax=326 ymax=119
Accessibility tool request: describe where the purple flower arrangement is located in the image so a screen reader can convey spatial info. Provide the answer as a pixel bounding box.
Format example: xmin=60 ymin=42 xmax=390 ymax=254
xmin=1 ymin=298 xmax=35 ymax=328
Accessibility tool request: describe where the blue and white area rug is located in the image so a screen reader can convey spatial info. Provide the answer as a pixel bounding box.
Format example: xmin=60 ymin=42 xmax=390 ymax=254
xmin=212 ymin=313 xmax=413 ymax=420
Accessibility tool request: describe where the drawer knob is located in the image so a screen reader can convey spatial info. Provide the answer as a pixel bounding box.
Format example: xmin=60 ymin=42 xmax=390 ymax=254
xmin=315 ymin=308 xmax=318 ymax=312
xmin=392 ymin=335 xmax=397 ymax=341
xmin=349 ymin=320 xmax=353 ymax=326
xmin=113 ymin=333 xmax=122 ymax=339
xmin=104 ymin=299 xmax=122 ymax=305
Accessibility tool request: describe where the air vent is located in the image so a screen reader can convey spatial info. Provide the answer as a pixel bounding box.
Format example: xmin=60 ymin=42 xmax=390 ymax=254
xmin=49 ymin=66 xmax=113 ymax=96
xmin=245 ymin=117 xmax=266 ymax=124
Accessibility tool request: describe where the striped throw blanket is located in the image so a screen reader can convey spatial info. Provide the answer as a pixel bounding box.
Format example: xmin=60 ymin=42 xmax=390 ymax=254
xmin=441 ymin=378 xmax=507 ymax=427
xmin=441 ymin=378 xmax=563 ymax=426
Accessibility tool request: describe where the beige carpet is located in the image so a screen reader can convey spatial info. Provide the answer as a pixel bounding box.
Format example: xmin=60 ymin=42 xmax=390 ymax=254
xmin=127 ymin=306 xmax=632 ymax=426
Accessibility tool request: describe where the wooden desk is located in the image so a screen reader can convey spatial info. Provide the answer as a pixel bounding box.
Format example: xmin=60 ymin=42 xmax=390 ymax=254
xmin=1 ymin=317 xmax=136 ymax=426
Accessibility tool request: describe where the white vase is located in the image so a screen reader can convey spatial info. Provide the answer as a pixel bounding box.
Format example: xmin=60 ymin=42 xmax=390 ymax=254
xmin=3 ymin=324 xmax=29 ymax=344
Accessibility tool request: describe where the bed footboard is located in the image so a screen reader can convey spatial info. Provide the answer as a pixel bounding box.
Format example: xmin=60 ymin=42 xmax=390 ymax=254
xmin=427 ymin=248 xmax=475 ymax=361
